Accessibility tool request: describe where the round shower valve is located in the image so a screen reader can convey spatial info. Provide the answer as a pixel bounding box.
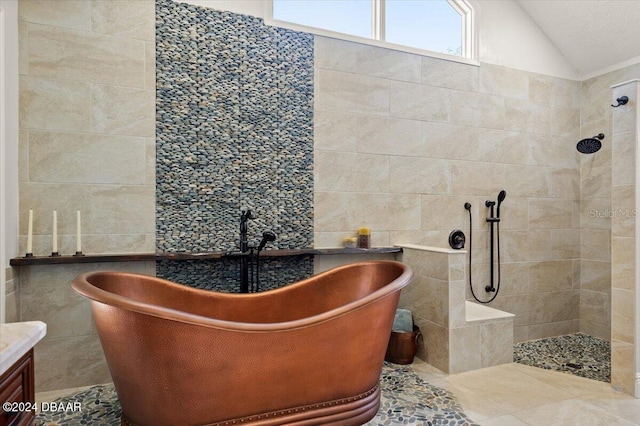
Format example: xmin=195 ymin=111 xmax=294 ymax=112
xmin=448 ymin=230 xmax=466 ymax=250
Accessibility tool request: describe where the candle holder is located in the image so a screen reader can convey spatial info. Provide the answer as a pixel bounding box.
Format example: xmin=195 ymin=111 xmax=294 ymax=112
xmin=74 ymin=251 xmax=85 ymax=257
xmin=25 ymin=252 xmax=34 ymax=258
xmin=50 ymin=252 xmax=60 ymax=257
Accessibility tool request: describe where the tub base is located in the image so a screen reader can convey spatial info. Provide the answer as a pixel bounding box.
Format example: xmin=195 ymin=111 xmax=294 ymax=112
xmin=120 ymin=385 xmax=380 ymax=426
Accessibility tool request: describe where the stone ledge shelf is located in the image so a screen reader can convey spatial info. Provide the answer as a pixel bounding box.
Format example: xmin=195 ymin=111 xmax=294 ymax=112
xmin=0 ymin=321 xmax=46 ymax=376
xmin=465 ymin=300 xmax=515 ymax=323
xmin=9 ymin=247 xmax=402 ymax=266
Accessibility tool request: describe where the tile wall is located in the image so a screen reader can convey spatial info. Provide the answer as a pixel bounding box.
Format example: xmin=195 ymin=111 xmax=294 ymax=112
xmin=579 ymin=63 xmax=640 ymax=341
xmin=610 ymin=79 xmax=639 ymax=395
xmin=17 ymin=0 xmax=156 ymax=391
xmin=313 ymin=36 xmax=582 ymax=341
xmin=18 ymin=0 xmax=156 ymax=256
xmin=4 ymin=267 xmax=19 ymax=323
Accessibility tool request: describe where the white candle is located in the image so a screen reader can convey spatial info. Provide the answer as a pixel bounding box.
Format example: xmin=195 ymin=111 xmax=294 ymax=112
xmin=26 ymin=209 xmax=33 ymax=254
xmin=52 ymin=210 xmax=58 ymax=253
xmin=76 ymin=210 xmax=82 ymax=253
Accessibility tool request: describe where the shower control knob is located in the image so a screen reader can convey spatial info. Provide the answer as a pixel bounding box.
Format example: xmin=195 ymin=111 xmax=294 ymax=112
xmin=448 ymin=230 xmax=466 ymax=250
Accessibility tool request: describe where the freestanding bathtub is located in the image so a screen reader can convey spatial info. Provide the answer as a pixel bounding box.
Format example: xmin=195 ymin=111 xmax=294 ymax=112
xmin=71 ymin=260 xmax=412 ymax=426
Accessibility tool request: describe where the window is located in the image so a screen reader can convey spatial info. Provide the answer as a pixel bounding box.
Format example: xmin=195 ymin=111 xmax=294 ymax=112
xmin=269 ymin=0 xmax=475 ymax=61
xmin=272 ymin=1 xmax=372 ymax=39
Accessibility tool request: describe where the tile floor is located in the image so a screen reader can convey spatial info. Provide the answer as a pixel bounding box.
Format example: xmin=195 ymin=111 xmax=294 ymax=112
xmin=36 ymin=360 xmax=640 ymax=425
xmin=412 ymin=359 xmax=640 ymax=426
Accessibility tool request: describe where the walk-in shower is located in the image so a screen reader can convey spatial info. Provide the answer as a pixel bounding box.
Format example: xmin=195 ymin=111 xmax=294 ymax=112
xmin=464 ymin=190 xmax=506 ymax=304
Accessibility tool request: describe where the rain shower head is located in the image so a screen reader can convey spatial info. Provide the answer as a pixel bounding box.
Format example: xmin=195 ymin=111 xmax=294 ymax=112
xmin=577 ymin=133 xmax=605 ymax=154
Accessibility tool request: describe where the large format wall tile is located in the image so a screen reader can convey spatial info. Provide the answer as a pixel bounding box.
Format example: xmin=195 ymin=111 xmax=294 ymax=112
xmin=315 ymin=151 xmax=389 ymax=193
xmin=316 ymin=69 xmax=389 ymax=115
xmin=28 ymin=23 xmax=145 ymax=87
xmin=21 ymin=285 xmax=93 ymax=339
xmin=355 ymin=44 xmax=421 ymax=83
xmin=422 ymin=56 xmax=479 ymax=92
xmin=315 ymin=192 xmax=421 ymax=232
xmin=29 ymin=131 xmax=147 ymax=184
xmin=91 ymin=0 xmax=155 ymax=41
xmin=528 ymin=199 xmax=573 ymax=229
xmin=420 ymin=122 xmax=480 ymax=160
xmin=35 ymin=335 xmax=111 ymax=391
xmin=450 ymin=91 xmax=505 ymax=129
xmin=389 ymin=157 xmax=450 ymax=194
xmin=20 ymin=76 xmax=91 ymax=132
xmin=89 ymin=185 xmax=155 ymax=235
xmin=314 ymin=36 xmax=358 ymax=73
xmin=314 ymin=110 xmax=358 ymax=152
xmin=479 ymin=64 xmax=529 ymax=100
xmin=91 ymin=85 xmax=154 ymax=136
xmin=355 ymin=115 xmax=423 ymax=156
xmin=505 ymin=98 xmax=551 ymax=135
xmin=19 ymin=0 xmax=91 ymax=31
xmin=389 ymin=80 xmax=451 ymax=121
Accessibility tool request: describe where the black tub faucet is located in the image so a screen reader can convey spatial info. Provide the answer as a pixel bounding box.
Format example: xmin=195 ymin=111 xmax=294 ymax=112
xmin=240 ymin=209 xmax=253 ymax=253
xmin=239 ymin=209 xmax=253 ymax=293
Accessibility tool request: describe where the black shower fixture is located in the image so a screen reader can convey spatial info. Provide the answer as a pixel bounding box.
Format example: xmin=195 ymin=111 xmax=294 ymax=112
xmin=464 ymin=190 xmax=506 ymax=304
xmin=576 ymin=133 xmax=605 ymax=154
xmin=612 ymin=96 xmax=629 ymax=108
xmin=257 ymin=231 xmax=276 ymax=251
xmin=448 ymin=229 xmax=466 ymax=249
xmin=496 ymin=190 xmax=506 ymax=218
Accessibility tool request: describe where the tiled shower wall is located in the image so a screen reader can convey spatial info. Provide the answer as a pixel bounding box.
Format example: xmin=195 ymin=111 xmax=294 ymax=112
xmin=579 ymin=63 xmax=640 ymax=341
xmin=610 ymin=79 xmax=639 ymax=395
xmin=313 ymin=37 xmax=583 ymax=342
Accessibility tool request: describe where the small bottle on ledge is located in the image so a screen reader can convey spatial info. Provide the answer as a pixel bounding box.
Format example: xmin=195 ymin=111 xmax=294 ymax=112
xmin=343 ymin=237 xmax=357 ymax=249
xmin=357 ymin=227 xmax=371 ymax=249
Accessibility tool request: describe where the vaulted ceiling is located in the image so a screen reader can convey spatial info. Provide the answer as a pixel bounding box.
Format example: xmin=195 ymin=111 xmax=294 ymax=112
xmin=517 ymin=0 xmax=640 ymax=77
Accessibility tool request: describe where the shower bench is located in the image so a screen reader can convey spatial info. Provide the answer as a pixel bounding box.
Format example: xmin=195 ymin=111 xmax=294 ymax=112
xmin=395 ymin=244 xmax=515 ymax=374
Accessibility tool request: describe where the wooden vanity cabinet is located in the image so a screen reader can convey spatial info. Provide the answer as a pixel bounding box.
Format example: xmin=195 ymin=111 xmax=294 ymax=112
xmin=0 ymin=349 xmax=35 ymax=426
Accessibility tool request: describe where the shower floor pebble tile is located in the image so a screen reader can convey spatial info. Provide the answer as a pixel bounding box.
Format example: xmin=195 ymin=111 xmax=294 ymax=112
xmin=513 ymin=332 xmax=610 ymax=383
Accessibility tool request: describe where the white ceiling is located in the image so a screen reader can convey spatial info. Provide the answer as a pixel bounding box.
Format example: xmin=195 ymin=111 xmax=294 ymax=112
xmin=517 ymin=0 xmax=640 ymax=77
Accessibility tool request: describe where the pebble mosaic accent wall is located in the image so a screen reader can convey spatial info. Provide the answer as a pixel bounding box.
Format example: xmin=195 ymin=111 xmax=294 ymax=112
xmin=155 ymin=0 xmax=314 ymax=290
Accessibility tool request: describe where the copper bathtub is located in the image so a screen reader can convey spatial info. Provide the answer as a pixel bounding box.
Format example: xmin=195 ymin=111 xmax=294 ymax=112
xmin=71 ymin=260 xmax=412 ymax=426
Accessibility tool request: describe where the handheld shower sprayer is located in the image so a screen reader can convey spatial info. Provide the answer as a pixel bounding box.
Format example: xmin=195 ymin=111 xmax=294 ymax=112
xmin=257 ymin=231 xmax=276 ymax=252
xmin=496 ymin=190 xmax=507 ymax=218
xmin=255 ymin=231 xmax=276 ymax=293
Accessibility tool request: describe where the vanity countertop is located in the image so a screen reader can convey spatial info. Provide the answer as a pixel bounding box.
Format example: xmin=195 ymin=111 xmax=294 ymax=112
xmin=0 ymin=321 xmax=46 ymax=376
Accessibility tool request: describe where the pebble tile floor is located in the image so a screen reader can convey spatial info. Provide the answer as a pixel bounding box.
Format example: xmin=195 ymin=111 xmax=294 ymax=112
xmin=36 ymin=334 xmax=640 ymax=425
xmin=513 ymin=332 xmax=610 ymax=383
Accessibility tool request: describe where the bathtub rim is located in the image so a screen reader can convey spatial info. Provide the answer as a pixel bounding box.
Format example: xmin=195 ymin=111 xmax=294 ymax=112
xmin=71 ymin=260 xmax=412 ymax=333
